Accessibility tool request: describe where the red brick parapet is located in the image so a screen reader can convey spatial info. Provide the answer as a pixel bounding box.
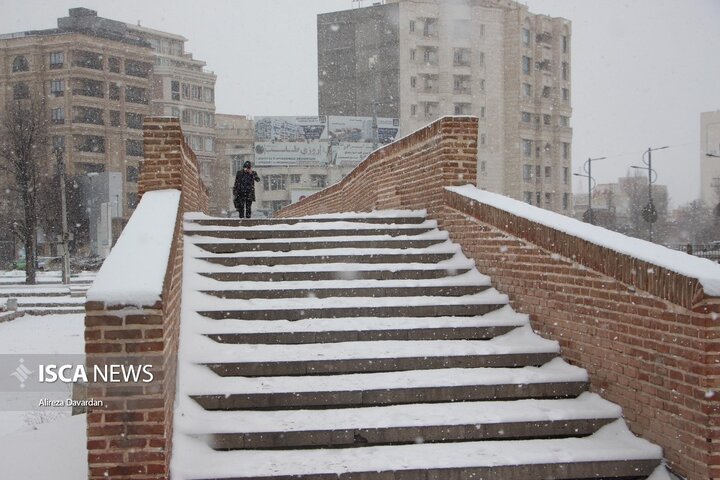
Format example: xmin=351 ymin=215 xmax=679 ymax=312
xmin=84 ymin=117 xmax=208 ymax=479
xmin=273 ymin=116 xmax=719 ymax=479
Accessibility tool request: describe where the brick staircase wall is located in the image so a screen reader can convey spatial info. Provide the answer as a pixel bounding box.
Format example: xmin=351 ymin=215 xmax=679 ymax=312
xmin=276 ymin=116 xmax=719 ymax=480
xmin=84 ymin=117 xmax=208 ymax=479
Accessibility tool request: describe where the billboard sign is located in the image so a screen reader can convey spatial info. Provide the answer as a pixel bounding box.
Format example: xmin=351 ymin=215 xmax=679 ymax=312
xmin=254 ymin=116 xmax=328 ymax=165
xmin=328 ymin=116 xmax=400 ymax=165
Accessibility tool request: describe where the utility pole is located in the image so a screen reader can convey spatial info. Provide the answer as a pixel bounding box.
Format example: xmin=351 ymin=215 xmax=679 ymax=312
xmin=55 ymin=147 xmax=70 ymax=284
xmin=573 ymin=156 xmax=605 ymax=225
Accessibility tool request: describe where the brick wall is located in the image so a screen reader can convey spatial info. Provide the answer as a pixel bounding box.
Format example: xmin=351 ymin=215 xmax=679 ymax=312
xmin=276 ymin=116 xmax=478 ymax=218
xmin=84 ymin=117 xmax=208 ymax=479
xmin=273 ymin=115 xmax=719 ymax=480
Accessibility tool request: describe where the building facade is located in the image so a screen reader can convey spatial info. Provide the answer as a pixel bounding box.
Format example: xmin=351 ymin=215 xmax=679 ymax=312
xmin=700 ymin=110 xmax=720 ymax=207
xmin=317 ymin=0 xmax=573 ymax=212
xmin=215 ymin=113 xmax=254 ymax=215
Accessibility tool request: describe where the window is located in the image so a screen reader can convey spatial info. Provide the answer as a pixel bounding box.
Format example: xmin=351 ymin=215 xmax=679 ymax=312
xmin=127 ymin=192 xmax=139 ymax=209
xmin=423 ymin=102 xmax=437 ymax=118
xmin=72 ymin=50 xmax=103 ymax=70
xmin=409 ymin=20 xmax=415 ymax=33
xmin=13 ymin=82 xmax=29 ymax=100
xmin=522 ymin=139 xmax=533 ymax=157
xmin=77 ymin=162 xmax=105 ymax=174
xmin=478 ymin=52 xmax=485 ymax=66
xmin=126 ymin=112 xmax=144 ymax=129
xmin=562 ymin=35 xmax=568 ymax=53
xmin=171 ymin=80 xmax=180 ymax=101
xmin=263 ymin=175 xmax=287 ymax=191
xmin=50 ymin=80 xmax=64 ymax=97
xmin=108 ymin=57 xmax=120 ymax=73
xmin=50 ymin=52 xmax=64 ymax=69
xmin=562 ymin=142 xmax=570 ymax=160
xmin=536 ymin=59 xmax=551 ymax=72
xmin=536 ymin=165 xmax=541 ymax=177
xmin=126 ymin=139 xmax=143 ymax=157
xmin=204 ymin=137 xmax=214 ymax=152
xmin=422 ymin=74 xmax=438 ymax=92
xmin=562 ymin=88 xmax=570 ymax=102
xmin=521 ymin=111 xmax=532 ymax=123
xmin=479 ymin=79 xmax=486 ymax=92
xmin=479 ymin=106 xmax=486 ymax=119
xmin=74 ymin=135 xmax=105 ymax=153
xmin=203 ymin=87 xmax=214 ymax=103
xmin=51 ymin=108 xmax=65 ymax=124
xmin=182 ymin=83 xmax=190 ymax=99
xmin=423 ymin=47 xmax=438 ymax=65
xmin=310 ymin=174 xmax=327 ymax=188
xmin=110 ymin=110 xmax=120 ymax=127
xmin=522 ymin=28 xmax=531 ymax=46
xmin=126 ymin=165 xmax=140 ymax=183
xmin=73 ymin=106 xmax=104 ymax=125
xmin=410 ymin=49 xmax=416 ymax=61
xmin=411 ymin=76 xmax=416 ymax=88
xmin=523 ymin=165 xmax=533 ymax=182
xmin=562 ymin=62 xmax=569 ymax=80
xmin=562 ymin=193 xmax=569 ymax=210
xmin=290 ymin=174 xmax=301 ymax=184
xmin=410 ymin=104 xmax=417 ymax=116
xmin=109 ymin=83 xmax=120 ymax=100
xmin=545 ymin=193 xmax=552 ymax=205
xmin=125 ymin=60 xmax=151 ymax=78
xmin=536 ymin=192 xmax=541 ymax=205
xmin=563 ymin=167 xmax=569 ymax=184
xmin=522 ymin=83 xmax=532 ymax=98
xmin=171 ymin=107 xmax=180 ymax=118
xmin=125 ymin=86 xmax=149 ymax=104
xmin=479 ymin=24 xmax=485 ymax=37
xmin=191 ymin=85 xmax=202 ymax=100
xmin=190 ymin=135 xmax=202 ymax=151
xmin=542 ymin=86 xmax=552 ymax=98
xmin=545 ymin=166 xmax=551 ymax=178
xmin=423 ymin=18 xmax=437 ymax=37
xmin=524 ymin=191 xmax=533 ymax=204
xmin=543 ymin=114 xmax=551 ymax=126
xmin=480 ymin=133 xmax=486 ymax=145
xmin=205 ymin=112 xmax=215 ymax=127
xmin=453 ymin=48 xmax=471 ymax=66
xmin=522 ymin=56 xmax=532 ymax=74
xmin=52 ymin=136 xmax=65 ymax=153
xmin=454 ymin=103 xmax=471 ymax=115
xmin=480 ymin=161 xmax=486 ymax=173
xmin=73 ymin=78 xmax=104 ymax=98
xmin=453 ymin=75 xmax=470 ymax=94
xmin=560 ymin=116 xmax=570 ymax=127
xmin=12 ymin=55 xmax=29 ymax=72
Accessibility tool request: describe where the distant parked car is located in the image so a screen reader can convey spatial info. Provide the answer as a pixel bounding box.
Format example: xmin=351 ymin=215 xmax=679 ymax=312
xmin=11 ymin=256 xmax=60 ymax=271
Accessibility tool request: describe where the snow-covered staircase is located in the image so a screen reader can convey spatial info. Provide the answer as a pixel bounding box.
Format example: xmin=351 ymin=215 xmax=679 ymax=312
xmin=173 ymin=210 xmax=663 ymax=479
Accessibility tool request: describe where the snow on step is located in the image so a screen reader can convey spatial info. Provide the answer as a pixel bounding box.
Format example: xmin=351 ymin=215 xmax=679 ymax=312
xmin=185 ymin=209 xmax=429 ymax=222
xmin=183 ymin=325 xmax=557 ymax=363
xmin=172 ymin=420 xmax=660 ymax=479
xmin=184 ymin=218 xmax=439 ymax=233
xmin=177 ymin=392 xmax=619 ymax=434
xmin=186 ymin=229 xmax=450 ymax=245
xmin=181 ymin=357 xmax=587 ymax=396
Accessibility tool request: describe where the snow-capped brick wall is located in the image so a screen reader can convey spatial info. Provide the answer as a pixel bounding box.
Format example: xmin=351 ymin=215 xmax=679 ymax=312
xmin=84 ymin=117 xmax=208 ymax=480
xmin=272 ymin=115 xmax=718 ymax=479
xmin=276 ymin=116 xmax=478 ymax=218
xmin=441 ymin=188 xmax=719 ymax=480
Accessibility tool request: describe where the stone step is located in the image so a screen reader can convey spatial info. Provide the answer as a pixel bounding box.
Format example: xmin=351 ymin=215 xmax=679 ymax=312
xmin=198 ymin=302 xmax=504 ymax=321
xmin=201 ymin=284 xmax=488 ymax=300
xmin=186 ymin=216 xmax=428 ymax=227
xmin=185 ymin=226 xmax=435 ymax=240
xmin=200 ymin=267 xmax=472 ymax=282
xmin=193 ymin=237 xmax=446 ymax=253
xmin=195 ymin=393 xmax=621 ymax=450
xmin=205 ymin=352 xmax=557 ymax=377
xmin=206 ymin=418 xmax=612 ymax=450
xmin=198 ymin=252 xmax=456 ymax=267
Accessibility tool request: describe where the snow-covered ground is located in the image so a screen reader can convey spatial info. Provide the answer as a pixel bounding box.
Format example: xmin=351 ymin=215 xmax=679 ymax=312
xmin=0 ymin=313 xmax=87 ymax=477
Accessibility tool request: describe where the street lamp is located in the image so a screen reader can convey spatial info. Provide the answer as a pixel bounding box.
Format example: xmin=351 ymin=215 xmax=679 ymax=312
xmin=53 ymin=146 xmax=71 ymax=284
xmin=573 ymin=156 xmax=606 ymax=225
xmin=630 ymin=146 xmax=669 ymax=242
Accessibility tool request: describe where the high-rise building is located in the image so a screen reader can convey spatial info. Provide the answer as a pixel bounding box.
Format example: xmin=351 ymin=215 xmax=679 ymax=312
xmin=700 ymin=110 xmax=720 ymax=207
xmin=317 ymin=0 xmax=573 ymax=212
xmin=126 ymin=23 xmax=217 ymax=190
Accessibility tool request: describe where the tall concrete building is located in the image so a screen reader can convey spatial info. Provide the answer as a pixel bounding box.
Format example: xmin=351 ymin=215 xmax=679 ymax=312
xmin=127 ymin=23 xmax=217 ymax=189
xmin=700 ymin=110 xmax=720 ymax=207
xmin=318 ymin=0 xmax=573 ymax=212
xmin=215 ymin=113 xmax=255 ymax=214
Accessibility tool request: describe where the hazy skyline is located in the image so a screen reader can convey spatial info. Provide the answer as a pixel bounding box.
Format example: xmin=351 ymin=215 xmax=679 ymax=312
xmin=1 ymin=0 xmax=719 ymax=206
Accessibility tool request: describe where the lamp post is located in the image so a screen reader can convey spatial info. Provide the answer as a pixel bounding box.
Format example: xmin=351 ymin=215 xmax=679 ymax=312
xmin=573 ymin=156 xmax=606 ymax=225
xmin=54 ymin=146 xmax=71 ymax=284
xmin=631 ymin=146 xmax=668 ymax=242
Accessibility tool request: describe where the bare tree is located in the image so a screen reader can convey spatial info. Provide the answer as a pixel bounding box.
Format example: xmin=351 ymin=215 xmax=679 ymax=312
xmin=0 ymin=100 xmax=49 ymax=284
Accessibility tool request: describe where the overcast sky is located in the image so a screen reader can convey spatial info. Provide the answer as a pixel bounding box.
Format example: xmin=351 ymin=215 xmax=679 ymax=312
xmin=2 ymin=0 xmax=719 ymax=206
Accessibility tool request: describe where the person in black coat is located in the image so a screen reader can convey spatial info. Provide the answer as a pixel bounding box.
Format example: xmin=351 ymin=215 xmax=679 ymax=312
xmin=233 ymin=161 xmax=260 ymax=218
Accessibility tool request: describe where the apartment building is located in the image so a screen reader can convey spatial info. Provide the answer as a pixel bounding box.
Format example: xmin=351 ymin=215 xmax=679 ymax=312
xmin=317 ymin=0 xmax=573 ymax=212
xmin=126 ymin=23 xmax=217 ymax=191
xmin=700 ymin=110 xmax=720 ymax=207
